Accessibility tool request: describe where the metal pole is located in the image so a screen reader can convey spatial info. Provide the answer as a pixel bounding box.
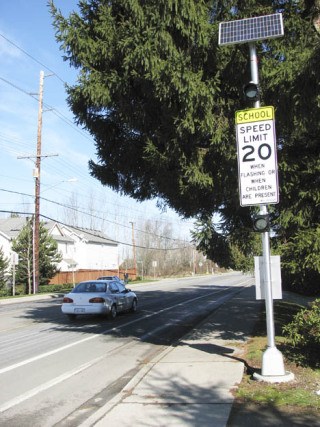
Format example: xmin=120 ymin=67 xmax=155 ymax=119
xmin=249 ymin=43 xmax=259 ymax=99
xmin=249 ymin=44 xmax=286 ymax=376
xmin=129 ymin=221 xmax=137 ymax=279
xmin=249 ymin=43 xmax=275 ymax=348
xmin=12 ymin=256 xmax=16 ymax=296
xmin=262 ymin=228 xmax=276 ymax=347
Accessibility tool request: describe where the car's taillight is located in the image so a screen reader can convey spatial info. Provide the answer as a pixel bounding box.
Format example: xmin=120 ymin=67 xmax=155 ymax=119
xmin=63 ymin=297 xmax=73 ymax=303
xmin=89 ymin=297 xmax=105 ymax=303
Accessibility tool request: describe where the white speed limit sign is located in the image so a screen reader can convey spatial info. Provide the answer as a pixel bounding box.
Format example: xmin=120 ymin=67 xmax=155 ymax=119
xmin=235 ymin=106 xmax=279 ymax=206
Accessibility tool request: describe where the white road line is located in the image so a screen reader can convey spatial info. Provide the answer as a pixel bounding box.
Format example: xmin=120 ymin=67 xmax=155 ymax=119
xmin=0 ymin=333 xmax=100 ymax=375
xmin=0 ymin=280 xmax=253 ymax=413
xmin=0 ymin=280 xmax=253 ymax=376
xmin=0 ymin=354 xmax=105 ymax=413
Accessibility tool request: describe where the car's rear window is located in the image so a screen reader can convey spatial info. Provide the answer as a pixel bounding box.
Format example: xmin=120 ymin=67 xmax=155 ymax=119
xmin=72 ymin=282 xmax=106 ymax=293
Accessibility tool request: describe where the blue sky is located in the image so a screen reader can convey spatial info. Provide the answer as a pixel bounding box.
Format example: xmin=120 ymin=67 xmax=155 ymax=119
xmin=0 ymin=0 xmax=194 ymax=250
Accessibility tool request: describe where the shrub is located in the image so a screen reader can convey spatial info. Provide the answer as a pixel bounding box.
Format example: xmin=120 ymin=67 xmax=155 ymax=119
xmin=0 ymin=289 xmax=10 ymax=297
xmin=38 ymin=283 xmax=74 ymax=294
xmin=282 ymin=299 xmax=320 ymax=366
xmin=279 ymin=228 xmax=320 ymax=296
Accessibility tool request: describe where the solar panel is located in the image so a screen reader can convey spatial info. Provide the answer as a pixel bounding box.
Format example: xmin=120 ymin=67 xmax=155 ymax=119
xmin=218 ymin=13 xmax=284 ymax=46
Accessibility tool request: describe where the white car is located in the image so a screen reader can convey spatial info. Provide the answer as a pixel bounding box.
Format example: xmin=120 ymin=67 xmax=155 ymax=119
xmin=61 ymin=280 xmax=138 ymax=320
xmin=96 ymin=275 xmax=125 ymax=284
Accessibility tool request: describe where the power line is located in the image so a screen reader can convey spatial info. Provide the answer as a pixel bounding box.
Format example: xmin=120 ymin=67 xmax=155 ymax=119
xmin=0 ymin=75 xmax=92 ymax=142
xmin=0 ymin=210 xmax=191 ymax=251
xmin=48 ymin=107 xmax=92 ymax=141
xmin=0 ymin=134 xmax=194 ymax=235
xmin=0 ymin=34 xmax=194 ymax=235
xmin=0 ymin=75 xmax=38 ymax=99
xmin=0 ymin=143 xmax=194 ymax=229
xmin=0 ymin=188 xmax=191 ymax=244
xmin=0 ymin=32 xmax=65 ymax=84
xmin=0 ymin=33 xmax=91 ymax=141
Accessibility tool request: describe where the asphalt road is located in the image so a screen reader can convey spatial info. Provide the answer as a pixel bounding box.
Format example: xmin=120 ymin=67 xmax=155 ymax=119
xmin=0 ymin=273 xmax=253 ymax=426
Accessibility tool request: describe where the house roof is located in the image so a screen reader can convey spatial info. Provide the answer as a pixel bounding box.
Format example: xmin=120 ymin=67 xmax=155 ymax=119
xmin=44 ymin=221 xmax=117 ymax=245
xmin=53 ymin=234 xmax=74 ymax=243
xmin=0 ymin=217 xmax=31 ymax=239
xmin=70 ymin=227 xmax=118 ymax=245
xmin=0 ymin=217 xmax=118 ymax=246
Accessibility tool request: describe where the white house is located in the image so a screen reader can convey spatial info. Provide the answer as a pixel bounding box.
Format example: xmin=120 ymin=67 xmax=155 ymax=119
xmin=0 ymin=217 xmax=119 ymax=272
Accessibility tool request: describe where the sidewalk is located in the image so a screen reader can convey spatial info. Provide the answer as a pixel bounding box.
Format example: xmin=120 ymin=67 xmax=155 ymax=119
xmin=81 ymin=285 xmax=262 ymax=427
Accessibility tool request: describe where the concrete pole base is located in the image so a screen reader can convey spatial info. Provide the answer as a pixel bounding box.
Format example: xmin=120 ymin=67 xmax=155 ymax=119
xmin=262 ymin=346 xmax=286 ymax=376
xmin=253 ymin=346 xmax=294 ymax=383
xmin=253 ymin=371 xmax=295 ymax=383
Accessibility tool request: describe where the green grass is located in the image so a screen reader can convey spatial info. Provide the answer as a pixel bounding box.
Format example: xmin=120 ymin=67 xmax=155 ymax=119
xmin=236 ymin=299 xmax=320 ymax=412
xmin=237 ymin=372 xmax=320 ymax=409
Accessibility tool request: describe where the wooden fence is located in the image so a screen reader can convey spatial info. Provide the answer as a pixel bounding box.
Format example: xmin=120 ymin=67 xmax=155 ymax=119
xmin=49 ymin=268 xmax=136 ymax=285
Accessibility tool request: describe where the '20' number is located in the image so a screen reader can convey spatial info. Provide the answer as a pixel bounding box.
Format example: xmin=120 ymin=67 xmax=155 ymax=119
xmin=242 ymin=143 xmax=272 ymax=162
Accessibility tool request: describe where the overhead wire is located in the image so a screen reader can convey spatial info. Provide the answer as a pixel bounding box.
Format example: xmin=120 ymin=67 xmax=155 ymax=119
xmin=0 ymin=75 xmax=92 ymax=143
xmin=0 ymin=130 xmax=194 ymax=230
xmin=0 ymin=32 xmax=65 ymax=83
xmin=0 ymin=32 xmax=194 ymax=239
xmin=0 ymin=35 xmax=183 ymax=223
xmin=0 ymin=188 xmax=191 ymax=243
xmin=0 ymin=209 xmax=191 ymax=251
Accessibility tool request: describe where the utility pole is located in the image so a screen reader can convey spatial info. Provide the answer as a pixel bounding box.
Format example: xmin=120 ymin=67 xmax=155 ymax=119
xmin=129 ymin=221 xmax=137 ymax=278
xmin=33 ymin=70 xmax=44 ymax=294
xmin=18 ymin=71 xmax=57 ymax=294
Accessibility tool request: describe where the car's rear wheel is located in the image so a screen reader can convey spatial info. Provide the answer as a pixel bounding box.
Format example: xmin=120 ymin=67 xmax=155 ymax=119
xmin=108 ymin=304 xmax=117 ymax=319
xmin=130 ymin=299 xmax=137 ymax=313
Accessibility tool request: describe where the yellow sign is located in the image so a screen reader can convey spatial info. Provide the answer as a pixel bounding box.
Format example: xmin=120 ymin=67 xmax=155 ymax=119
xmin=235 ymin=106 xmax=274 ymax=124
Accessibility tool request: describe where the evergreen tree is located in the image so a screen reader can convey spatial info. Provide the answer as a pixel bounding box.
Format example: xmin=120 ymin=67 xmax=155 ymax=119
xmin=12 ymin=219 xmax=62 ymax=294
xmin=191 ymin=216 xmax=261 ymax=271
xmin=51 ymin=1 xmax=320 ymax=293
